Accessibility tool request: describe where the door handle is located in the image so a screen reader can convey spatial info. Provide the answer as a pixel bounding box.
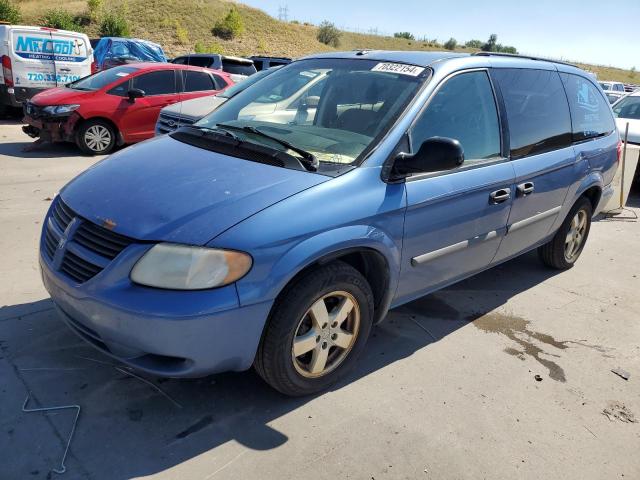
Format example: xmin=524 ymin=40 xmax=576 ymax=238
xmin=516 ymin=181 xmax=535 ymax=196
xmin=489 ymin=188 xmax=511 ymax=204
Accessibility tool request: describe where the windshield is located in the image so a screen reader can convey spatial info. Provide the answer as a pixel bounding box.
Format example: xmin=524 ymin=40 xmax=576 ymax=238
xmin=218 ymin=67 xmax=278 ymax=99
xmin=195 ymin=58 xmax=426 ymax=166
xmin=613 ymin=96 xmax=640 ymax=120
xmin=69 ymin=65 xmax=139 ymax=91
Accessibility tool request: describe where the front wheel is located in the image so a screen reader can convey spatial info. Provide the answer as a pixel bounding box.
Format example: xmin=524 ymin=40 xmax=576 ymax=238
xmin=538 ymin=197 xmax=593 ymax=269
xmin=255 ymin=261 xmax=374 ymax=396
xmin=75 ymin=119 xmax=116 ymax=155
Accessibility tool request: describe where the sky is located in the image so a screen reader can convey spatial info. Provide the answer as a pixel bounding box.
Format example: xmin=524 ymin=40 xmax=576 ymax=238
xmin=241 ymin=0 xmax=639 ymax=70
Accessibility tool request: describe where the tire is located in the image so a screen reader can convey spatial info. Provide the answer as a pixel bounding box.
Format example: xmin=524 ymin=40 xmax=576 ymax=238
xmin=75 ymin=119 xmax=117 ymax=155
xmin=255 ymin=261 xmax=374 ymax=396
xmin=538 ymin=197 xmax=593 ymax=270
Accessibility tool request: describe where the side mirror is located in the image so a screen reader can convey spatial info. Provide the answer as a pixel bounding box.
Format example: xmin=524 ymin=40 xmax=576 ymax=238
xmin=302 ymin=95 xmax=319 ymax=108
xmin=391 ymin=137 xmax=464 ymax=180
xmin=127 ymin=88 xmax=145 ymax=102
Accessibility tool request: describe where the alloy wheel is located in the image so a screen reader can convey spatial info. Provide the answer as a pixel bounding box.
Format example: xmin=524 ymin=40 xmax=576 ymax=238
xmin=564 ymin=209 xmax=587 ymax=261
xmin=292 ymin=291 xmax=360 ymax=378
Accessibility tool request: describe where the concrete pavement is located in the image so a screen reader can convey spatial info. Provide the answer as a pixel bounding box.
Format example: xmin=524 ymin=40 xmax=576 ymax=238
xmin=1 ymin=120 xmax=639 ymax=479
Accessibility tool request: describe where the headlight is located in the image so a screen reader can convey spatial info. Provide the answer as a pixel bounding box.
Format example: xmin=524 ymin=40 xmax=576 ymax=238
xmin=130 ymin=243 xmax=252 ymax=290
xmin=42 ymin=104 xmax=80 ymax=116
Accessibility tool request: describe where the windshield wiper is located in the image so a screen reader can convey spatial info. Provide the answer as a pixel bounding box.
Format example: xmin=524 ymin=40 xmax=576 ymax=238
xmin=216 ymin=123 xmax=318 ymax=171
xmin=192 ymin=125 xmax=241 ymax=141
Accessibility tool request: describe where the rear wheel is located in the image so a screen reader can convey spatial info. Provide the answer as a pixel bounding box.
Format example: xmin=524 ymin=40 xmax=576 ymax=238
xmin=76 ymin=119 xmax=116 ymax=155
xmin=255 ymin=261 xmax=374 ymax=396
xmin=538 ymin=197 xmax=592 ymax=269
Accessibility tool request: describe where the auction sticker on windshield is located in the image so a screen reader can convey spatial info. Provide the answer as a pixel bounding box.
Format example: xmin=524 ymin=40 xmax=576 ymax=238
xmin=371 ymin=63 xmax=425 ymax=76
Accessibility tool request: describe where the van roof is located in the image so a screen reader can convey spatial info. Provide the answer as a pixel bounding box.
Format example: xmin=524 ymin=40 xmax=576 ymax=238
xmin=0 ymin=24 xmax=89 ymax=36
xmin=302 ymin=50 xmax=582 ymax=71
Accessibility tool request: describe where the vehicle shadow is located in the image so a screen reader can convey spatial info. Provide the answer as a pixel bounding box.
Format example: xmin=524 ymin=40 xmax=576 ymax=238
xmin=0 ymin=140 xmax=86 ymax=159
xmin=1 ymin=251 xmax=561 ymax=479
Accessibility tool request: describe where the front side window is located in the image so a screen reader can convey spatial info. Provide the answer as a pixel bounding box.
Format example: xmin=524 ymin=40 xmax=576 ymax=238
xmin=132 ymin=70 xmax=176 ymax=96
xmin=183 ymin=71 xmax=215 ymax=92
xmin=613 ymin=95 xmax=640 ymax=120
xmin=410 ymin=71 xmax=501 ymax=164
xmin=561 ymin=73 xmax=616 ymax=141
xmin=493 ymin=69 xmax=572 ymax=158
xmin=194 ymin=59 xmax=426 ymax=166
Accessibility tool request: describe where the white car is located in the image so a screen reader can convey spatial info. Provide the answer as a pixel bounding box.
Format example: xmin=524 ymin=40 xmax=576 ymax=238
xmin=600 ymin=81 xmax=626 ymax=93
xmin=612 ymin=91 xmax=640 ymax=144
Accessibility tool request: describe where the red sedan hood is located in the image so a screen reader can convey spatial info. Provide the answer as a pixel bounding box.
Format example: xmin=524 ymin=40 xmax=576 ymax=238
xmin=31 ymin=87 xmax=94 ymax=106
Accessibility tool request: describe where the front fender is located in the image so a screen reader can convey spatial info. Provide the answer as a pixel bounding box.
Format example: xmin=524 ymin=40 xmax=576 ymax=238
xmin=235 ymin=225 xmax=402 ymax=308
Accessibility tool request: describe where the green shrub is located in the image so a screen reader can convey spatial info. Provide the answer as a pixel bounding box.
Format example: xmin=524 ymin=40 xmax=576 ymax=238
xmin=465 ymin=39 xmax=483 ymax=49
xmin=100 ymin=10 xmax=130 ymax=37
xmin=40 ymin=9 xmax=83 ymax=32
xmin=444 ymin=37 xmax=457 ymax=50
xmin=175 ymin=21 xmax=188 ymax=45
xmin=0 ymin=0 xmax=21 ymax=24
xmin=317 ymin=21 xmax=341 ymax=47
xmin=87 ymin=0 xmax=103 ymax=23
xmin=194 ymin=40 xmax=223 ymax=54
xmin=394 ymin=32 xmax=414 ymax=40
xmin=212 ymin=7 xmax=244 ymax=40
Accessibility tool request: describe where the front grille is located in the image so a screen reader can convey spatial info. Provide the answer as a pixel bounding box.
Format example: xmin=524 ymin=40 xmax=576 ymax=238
xmin=42 ymin=198 xmax=135 ymax=283
xmin=156 ymin=112 xmax=195 ymax=134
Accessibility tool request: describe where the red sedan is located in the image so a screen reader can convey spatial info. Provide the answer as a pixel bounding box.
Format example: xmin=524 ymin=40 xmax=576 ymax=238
xmin=22 ymin=63 xmax=233 ymax=155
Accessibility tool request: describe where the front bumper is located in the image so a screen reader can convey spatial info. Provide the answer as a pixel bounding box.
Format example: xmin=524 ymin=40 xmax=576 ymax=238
xmin=22 ymin=109 xmax=80 ymax=142
xmin=40 ymin=246 xmax=273 ymax=378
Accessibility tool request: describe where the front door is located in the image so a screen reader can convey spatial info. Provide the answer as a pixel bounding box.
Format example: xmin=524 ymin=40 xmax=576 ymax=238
xmin=490 ymin=69 xmax=576 ymax=262
xmin=395 ymin=70 xmax=515 ymax=305
xmin=114 ymin=69 xmax=179 ymax=142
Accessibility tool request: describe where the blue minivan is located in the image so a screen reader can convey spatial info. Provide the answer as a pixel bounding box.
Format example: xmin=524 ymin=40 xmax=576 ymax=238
xmin=40 ymin=51 xmax=619 ymax=396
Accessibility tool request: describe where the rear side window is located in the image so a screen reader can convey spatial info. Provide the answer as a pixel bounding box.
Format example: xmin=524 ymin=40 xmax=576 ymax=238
xmin=411 ymin=71 xmax=501 ymax=162
xmin=560 ymin=73 xmax=616 ymax=141
xmin=613 ymin=95 xmax=640 ymax=120
xmin=211 ymin=74 xmax=227 ymax=90
xmin=132 ymin=70 xmax=176 ymax=95
xmin=493 ymin=69 xmax=572 ymax=158
xmin=183 ymin=71 xmax=215 ymax=92
xmin=183 ymin=57 xmax=214 ymax=68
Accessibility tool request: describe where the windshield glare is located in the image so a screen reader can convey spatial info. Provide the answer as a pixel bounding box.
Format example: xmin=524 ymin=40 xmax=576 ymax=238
xmin=613 ymin=96 xmax=640 ymax=120
xmin=218 ymin=68 xmax=277 ymax=98
xmin=69 ymin=66 xmax=139 ymax=91
xmin=195 ymin=58 xmax=426 ymax=165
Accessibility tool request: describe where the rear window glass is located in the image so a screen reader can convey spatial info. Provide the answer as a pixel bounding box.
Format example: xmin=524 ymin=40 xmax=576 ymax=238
xmin=183 ymin=71 xmax=215 ymax=92
xmin=132 ymin=70 xmax=176 ymax=95
xmin=561 ymin=73 xmax=616 ymax=141
xmin=493 ymin=69 xmax=572 ymax=158
xmin=222 ymin=60 xmax=257 ymax=76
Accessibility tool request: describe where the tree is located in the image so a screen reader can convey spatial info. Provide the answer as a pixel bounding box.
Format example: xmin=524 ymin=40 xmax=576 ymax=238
xmin=87 ymin=0 xmax=103 ymax=23
xmin=465 ymin=39 xmax=483 ymax=49
xmin=444 ymin=37 xmax=457 ymax=50
xmin=317 ymin=21 xmax=341 ymax=47
xmin=0 ymin=0 xmax=20 ymax=23
xmin=481 ymin=34 xmax=498 ymax=52
xmin=394 ymin=32 xmax=415 ymax=40
xmin=212 ymin=7 xmax=244 ymax=40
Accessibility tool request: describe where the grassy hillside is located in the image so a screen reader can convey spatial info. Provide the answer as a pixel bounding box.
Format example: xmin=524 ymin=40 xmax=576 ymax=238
xmin=16 ymin=0 xmax=637 ymax=83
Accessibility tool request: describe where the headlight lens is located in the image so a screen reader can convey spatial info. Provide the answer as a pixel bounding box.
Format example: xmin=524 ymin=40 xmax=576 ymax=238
xmin=42 ymin=104 xmax=80 ymax=115
xmin=130 ymin=244 xmax=252 ymax=290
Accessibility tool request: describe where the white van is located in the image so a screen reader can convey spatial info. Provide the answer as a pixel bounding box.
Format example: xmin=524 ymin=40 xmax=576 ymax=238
xmin=0 ymin=25 xmax=93 ymax=113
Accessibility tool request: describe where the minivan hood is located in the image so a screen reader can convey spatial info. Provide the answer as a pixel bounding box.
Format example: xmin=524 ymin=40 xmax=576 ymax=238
xmin=162 ymin=95 xmax=227 ymax=120
xmin=60 ymin=136 xmax=329 ymax=245
xmin=31 ymin=86 xmax=92 ymax=105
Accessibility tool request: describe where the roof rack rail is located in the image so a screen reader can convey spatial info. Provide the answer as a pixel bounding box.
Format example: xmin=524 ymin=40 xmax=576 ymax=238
xmin=472 ymin=52 xmax=578 ymax=68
